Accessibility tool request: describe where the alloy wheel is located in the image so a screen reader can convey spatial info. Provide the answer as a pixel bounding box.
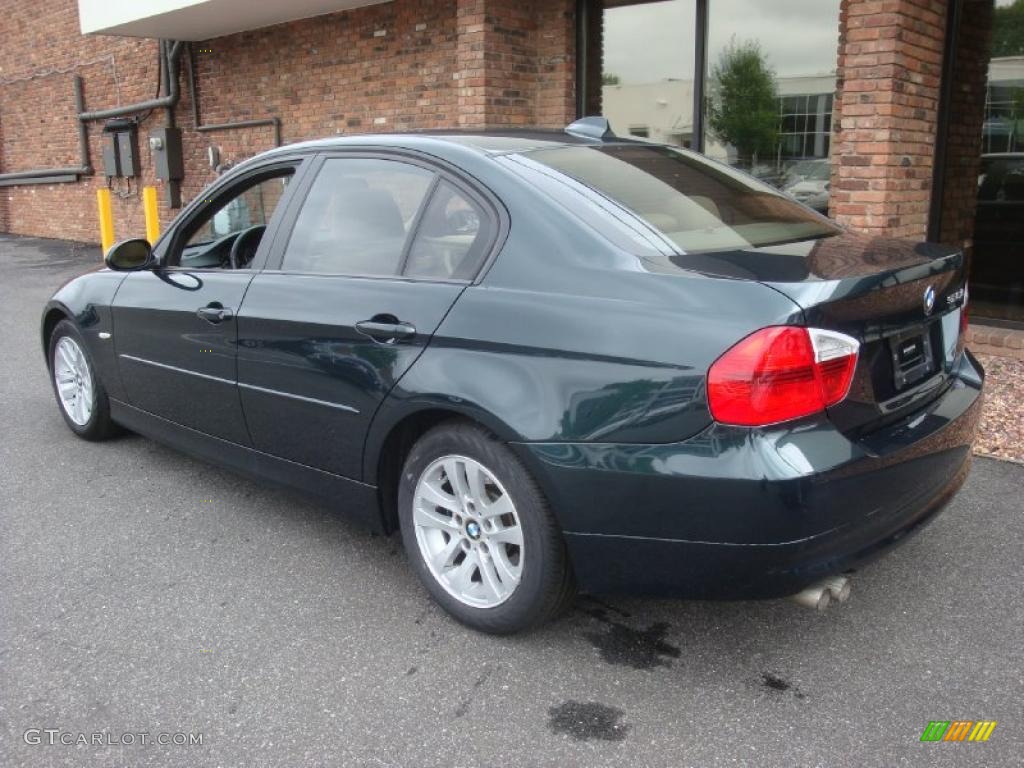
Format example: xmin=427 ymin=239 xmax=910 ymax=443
xmin=54 ymin=336 xmax=94 ymax=426
xmin=412 ymin=454 xmax=524 ymax=608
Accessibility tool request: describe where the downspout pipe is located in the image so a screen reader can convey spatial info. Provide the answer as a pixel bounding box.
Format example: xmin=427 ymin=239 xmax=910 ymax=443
xmin=0 ymin=75 xmax=92 ymax=186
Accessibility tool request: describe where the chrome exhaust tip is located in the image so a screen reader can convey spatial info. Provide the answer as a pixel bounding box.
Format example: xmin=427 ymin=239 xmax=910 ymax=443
xmin=789 ymin=583 xmax=832 ymax=611
xmin=788 ymin=576 xmax=851 ymax=611
xmin=823 ymin=575 xmax=851 ymax=604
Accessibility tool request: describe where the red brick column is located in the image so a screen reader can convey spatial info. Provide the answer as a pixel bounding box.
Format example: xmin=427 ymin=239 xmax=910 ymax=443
xmin=831 ymin=0 xmax=948 ymax=239
xmin=456 ymin=0 xmax=577 ymax=129
xmin=455 ymin=0 xmax=489 ymax=129
xmin=536 ymin=1 xmax=578 ymax=127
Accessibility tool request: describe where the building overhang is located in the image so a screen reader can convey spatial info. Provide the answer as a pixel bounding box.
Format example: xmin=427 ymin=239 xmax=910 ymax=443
xmin=78 ymin=0 xmax=391 ymax=40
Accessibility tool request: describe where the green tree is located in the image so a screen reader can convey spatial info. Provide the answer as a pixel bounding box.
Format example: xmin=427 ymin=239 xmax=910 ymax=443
xmin=602 ymin=72 xmax=621 ymax=86
xmin=992 ymin=0 xmax=1024 ymax=58
xmin=707 ymin=40 xmax=779 ymax=167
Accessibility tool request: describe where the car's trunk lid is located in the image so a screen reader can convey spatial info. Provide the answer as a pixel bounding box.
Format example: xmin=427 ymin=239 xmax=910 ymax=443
xmin=670 ymin=231 xmax=969 ymax=436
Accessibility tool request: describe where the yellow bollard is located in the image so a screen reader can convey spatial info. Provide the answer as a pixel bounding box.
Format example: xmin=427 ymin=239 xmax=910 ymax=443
xmin=96 ymin=188 xmax=114 ymax=257
xmin=142 ymin=186 xmax=160 ymax=245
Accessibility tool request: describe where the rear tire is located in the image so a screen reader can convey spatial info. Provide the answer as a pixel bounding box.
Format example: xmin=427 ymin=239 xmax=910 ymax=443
xmin=48 ymin=319 xmax=118 ymax=441
xmin=398 ymin=421 xmax=575 ymax=634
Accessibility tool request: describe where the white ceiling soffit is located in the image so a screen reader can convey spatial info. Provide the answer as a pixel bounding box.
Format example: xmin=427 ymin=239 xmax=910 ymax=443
xmin=78 ymin=0 xmax=392 ymax=41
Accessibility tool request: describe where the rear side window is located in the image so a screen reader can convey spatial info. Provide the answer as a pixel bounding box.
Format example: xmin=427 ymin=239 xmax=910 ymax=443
xmin=405 ymin=181 xmax=493 ymax=280
xmin=522 ymin=145 xmax=839 ymax=253
xmin=281 ymin=158 xmax=434 ymax=276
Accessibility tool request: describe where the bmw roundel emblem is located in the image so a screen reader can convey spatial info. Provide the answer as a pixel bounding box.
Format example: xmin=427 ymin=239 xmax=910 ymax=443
xmin=923 ymin=285 xmax=936 ymax=316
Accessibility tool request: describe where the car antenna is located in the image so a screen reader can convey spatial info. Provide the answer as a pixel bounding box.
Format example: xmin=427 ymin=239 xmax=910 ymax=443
xmin=565 ymin=116 xmax=615 ymax=140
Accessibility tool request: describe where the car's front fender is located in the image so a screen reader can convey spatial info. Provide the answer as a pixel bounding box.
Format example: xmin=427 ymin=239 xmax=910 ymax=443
xmin=41 ymin=270 xmax=128 ymax=399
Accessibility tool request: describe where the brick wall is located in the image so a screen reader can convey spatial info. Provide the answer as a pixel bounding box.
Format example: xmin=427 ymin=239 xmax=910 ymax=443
xmin=831 ymin=0 xmax=948 ymax=239
xmin=581 ymin=0 xmax=604 ymax=116
xmin=536 ymin=1 xmax=578 ymax=126
xmin=3 ymin=0 xmax=995 ymax=250
xmin=183 ymin=0 xmax=462 ymax=204
xmin=0 ymin=1 xmax=161 ymax=240
xmin=0 ymin=0 xmax=576 ymax=244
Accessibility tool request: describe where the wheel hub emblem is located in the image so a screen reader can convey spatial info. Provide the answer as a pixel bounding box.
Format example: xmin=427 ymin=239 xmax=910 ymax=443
xmin=465 ymin=521 xmax=482 ymax=540
xmin=923 ymin=285 xmax=936 ymax=316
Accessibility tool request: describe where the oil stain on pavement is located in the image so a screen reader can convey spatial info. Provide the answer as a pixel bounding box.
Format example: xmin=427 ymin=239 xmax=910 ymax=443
xmin=454 ymin=665 xmax=492 ymax=717
xmin=581 ymin=604 xmax=681 ymax=670
xmin=548 ymin=701 xmax=631 ymax=741
xmin=761 ymin=672 xmax=806 ymax=699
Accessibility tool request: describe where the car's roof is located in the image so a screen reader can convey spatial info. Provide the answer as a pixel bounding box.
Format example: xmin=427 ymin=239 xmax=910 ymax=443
xmin=256 ymin=128 xmax=654 ymax=161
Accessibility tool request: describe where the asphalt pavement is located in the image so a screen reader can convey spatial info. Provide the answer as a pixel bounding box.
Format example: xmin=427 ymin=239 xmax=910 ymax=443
xmin=1 ymin=233 xmax=1022 ymax=767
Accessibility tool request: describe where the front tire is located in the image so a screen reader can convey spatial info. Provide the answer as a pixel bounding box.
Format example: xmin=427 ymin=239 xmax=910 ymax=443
xmin=48 ymin=319 xmax=118 ymax=441
xmin=398 ymin=421 xmax=575 ymax=634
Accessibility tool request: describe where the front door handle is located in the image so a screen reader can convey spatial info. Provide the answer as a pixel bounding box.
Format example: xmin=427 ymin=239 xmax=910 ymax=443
xmin=356 ymin=316 xmax=417 ymax=343
xmin=196 ymin=303 xmax=233 ymax=324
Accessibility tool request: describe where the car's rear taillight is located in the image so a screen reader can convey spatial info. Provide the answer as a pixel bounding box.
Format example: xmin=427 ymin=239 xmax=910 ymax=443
xmin=707 ymin=326 xmax=860 ymax=427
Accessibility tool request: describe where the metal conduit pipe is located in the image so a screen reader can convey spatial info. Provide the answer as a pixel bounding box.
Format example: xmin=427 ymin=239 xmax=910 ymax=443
xmin=186 ymin=42 xmax=282 ymax=148
xmin=78 ymin=40 xmax=184 ymax=123
xmin=0 ymin=75 xmax=92 ymax=187
xmin=197 ymin=118 xmax=282 ymax=148
xmin=0 ymin=42 xmax=183 ymax=187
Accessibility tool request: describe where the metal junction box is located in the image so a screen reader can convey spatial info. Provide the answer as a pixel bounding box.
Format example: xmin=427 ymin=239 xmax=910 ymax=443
xmin=149 ymin=127 xmax=184 ymax=181
xmin=101 ymin=119 xmax=138 ymax=178
xmin=101 ymin=133 xmax=121 ymax=177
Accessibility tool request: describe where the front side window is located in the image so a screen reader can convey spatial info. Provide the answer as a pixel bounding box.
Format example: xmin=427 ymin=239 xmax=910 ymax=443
xmin=281 ymin=158 xmax=434 ymax=276
xmin=175 ymin=171 xmax=293 ymax=269
xmin=521 ymin=144 xmax=839 ymax=254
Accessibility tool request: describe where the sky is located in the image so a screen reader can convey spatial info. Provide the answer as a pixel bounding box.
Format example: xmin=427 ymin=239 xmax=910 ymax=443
xmin=603 ymin=0 xmax=843 ymax=84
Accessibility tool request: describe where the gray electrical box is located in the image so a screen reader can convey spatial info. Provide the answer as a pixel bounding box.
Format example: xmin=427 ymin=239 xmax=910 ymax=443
xmin=117 ymin=131 xmax=138 ymax=177
xmin=149 ymin=127 xmax=184 ymax=181
xmin=101 ymin=133 xmax=121 ymax=177
xmin=101 ymin=119 xmax=138 ymax=178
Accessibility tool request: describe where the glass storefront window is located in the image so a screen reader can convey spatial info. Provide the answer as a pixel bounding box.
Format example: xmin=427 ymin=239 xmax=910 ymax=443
xmin=583 ymin=1 xmax=841 ymax=217
xmin=972 ymin=0 xmax=1024 ymax=323
xmin=703 ymin=0 xmax=840 ymax=211
xmin=591 ymin=1 xmax=697 ymax=147
xmin=582 ymin=0 xmax=1021 ymax=324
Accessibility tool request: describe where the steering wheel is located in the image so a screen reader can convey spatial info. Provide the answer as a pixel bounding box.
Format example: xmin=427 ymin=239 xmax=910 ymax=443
xmin=229 ymin=225 xmax=266 ymax=269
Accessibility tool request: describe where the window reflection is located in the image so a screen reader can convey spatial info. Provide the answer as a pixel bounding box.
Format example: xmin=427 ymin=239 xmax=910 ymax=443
xmin=972 ymin=0 xmax=1024 ymax=323
xmin=704 ymin=0 xmax=840 ymax=206
xmin=588 ymin=1 xmax=841 ymax=215
xmin=597 ymin=0 xmax=696 ymax=147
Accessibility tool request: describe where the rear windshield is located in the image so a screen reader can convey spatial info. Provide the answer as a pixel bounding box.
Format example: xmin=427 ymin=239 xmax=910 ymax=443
xmin=522 ymin=144 xmax=839 ymax=253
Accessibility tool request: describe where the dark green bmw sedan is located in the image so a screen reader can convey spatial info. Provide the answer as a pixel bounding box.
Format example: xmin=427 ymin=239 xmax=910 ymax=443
xmin=42 ymin=119 xmax=983 ymax=633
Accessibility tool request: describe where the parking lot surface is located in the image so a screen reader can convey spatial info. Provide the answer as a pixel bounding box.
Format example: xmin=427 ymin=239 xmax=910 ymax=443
xmin=1 ymin=234 xmax=1022 ymax=767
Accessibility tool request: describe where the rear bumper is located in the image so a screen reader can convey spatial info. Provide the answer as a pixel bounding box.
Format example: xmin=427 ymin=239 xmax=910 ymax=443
xmin=513 ymin=351 xmax=984 ymax=599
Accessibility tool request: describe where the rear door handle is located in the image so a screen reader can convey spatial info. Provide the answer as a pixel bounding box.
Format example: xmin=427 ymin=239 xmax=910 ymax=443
xmin=355 ymin=316 xmax=417 ymax=343
xmin=196 ymin=303 xmax=233 ymax=324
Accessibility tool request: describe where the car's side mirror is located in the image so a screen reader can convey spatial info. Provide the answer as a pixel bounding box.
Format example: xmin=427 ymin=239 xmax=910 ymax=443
xmin=104 ymin=238 xmax=154 ymax=271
